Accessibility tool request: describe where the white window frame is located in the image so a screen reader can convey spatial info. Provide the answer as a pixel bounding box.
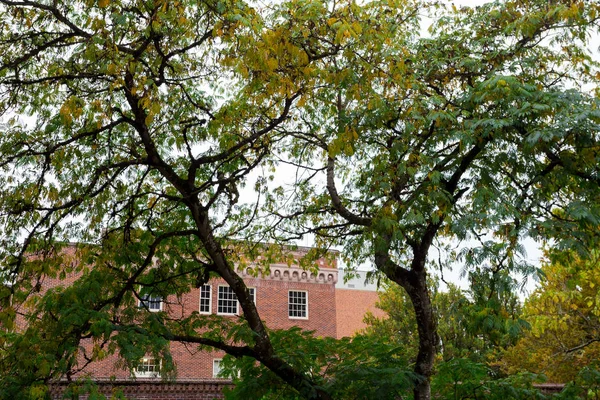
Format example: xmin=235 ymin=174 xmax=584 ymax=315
xmin=217 ymin=285 xmax=238 ymax=315
xmin=138 ymin=292 xmax=163 ymax=312
xmin=199 ymin=284 xmax=212 ymax=314
xmin=288 ymin=290 xmax=308 ymax=320
xmin=134 ymin=356 xmax=161 ymax=378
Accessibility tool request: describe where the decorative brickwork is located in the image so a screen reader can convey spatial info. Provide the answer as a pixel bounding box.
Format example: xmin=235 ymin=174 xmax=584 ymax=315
xmin=50 ymin=380 xmax=230 ymax=400
xmin=238 ymin=263 xmax=338 ymax=285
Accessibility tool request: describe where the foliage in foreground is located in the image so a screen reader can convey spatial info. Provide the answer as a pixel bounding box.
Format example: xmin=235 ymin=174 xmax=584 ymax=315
xmin=223 ymin=337 xmax=600 ymax=400
xmin=221 ymin=327 xmax=417 ymax=400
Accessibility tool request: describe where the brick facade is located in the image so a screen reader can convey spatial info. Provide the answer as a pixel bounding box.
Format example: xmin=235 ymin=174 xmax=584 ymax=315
xmin=24 ymin=245 xmax=382 ymax=396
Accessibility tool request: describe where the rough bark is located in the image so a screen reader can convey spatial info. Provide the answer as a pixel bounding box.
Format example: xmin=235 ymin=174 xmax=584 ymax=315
xmin=402 ymin=271 xmax=436 ymax=400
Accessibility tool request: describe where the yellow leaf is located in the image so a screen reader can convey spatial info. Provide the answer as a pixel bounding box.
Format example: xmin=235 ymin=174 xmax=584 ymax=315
xmin=267 ymin=58 xmax=278 ymax=71
xmin=238 ymin=64 xmax=249 ymax=78
xmin=98 ymin=0 xmax=109 ymax=8
xmin=297 ymin=96 xmax=307 ymax=108
xmin=151 ymin=102 xmax=161 ymax=115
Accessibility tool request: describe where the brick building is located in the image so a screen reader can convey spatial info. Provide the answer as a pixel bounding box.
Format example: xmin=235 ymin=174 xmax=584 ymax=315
xmin=24 ymin=244 xmax=382 ymax=397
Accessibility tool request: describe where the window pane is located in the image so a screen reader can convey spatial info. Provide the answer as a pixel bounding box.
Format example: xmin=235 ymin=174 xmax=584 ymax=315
xmin=140 ymin=294 xmax=162 ymax=311
xmin=218 ymin=286 xmax=237 ymax=315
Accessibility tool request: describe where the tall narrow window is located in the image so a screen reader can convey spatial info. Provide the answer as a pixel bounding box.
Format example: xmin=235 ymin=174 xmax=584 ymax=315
xmin=139 ymin=294 xmax=162 ymax=312
xmin=217 ymin=286 xmax=238 ymax=315
xmin=288 ymin=290 xmax=307 ymax=319
xmin=200 ymin=285 xmax=211 ymax=314
xmin=213 ymin=359 xmax=223 ymax=378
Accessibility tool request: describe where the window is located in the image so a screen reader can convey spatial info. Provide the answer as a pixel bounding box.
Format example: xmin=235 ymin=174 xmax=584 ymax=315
xmin=288 ymin=290 xmax=307 ymax=319
xmin=213 ymin=359 xmax=223 ymax=378
xmin=217 ymin=286 xmax=238 ymax=315
xmin=135 ymin=356 xmax=160 ymax=378
xmin=212 ymin=358 xmax=239 ymax=379
xmin=200 ymin=285 xmax=211 ymax=314
xmin=248 ymin=287 xmax=256 ymax=304
xmin=139 ymin=293 xmax=162 ymax=312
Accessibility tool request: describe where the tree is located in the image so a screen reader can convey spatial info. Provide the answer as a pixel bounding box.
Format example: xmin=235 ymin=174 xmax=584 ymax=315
xmin=0 ymin=0 xmax=353 ymax=398
xmin=501 ymin=249 xmax=600 ymax=382
xmin=1 ymin=1 xmax=600 ymax=400
xmin=364 ymin=272 xmax=527 ymax=368
xmin=267 ymin=1 xmax=600 ymax=398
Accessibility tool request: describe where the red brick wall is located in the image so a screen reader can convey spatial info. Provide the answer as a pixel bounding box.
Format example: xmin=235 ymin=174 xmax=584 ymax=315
xmin=61 ymin=277 xmax=337 ymax=380
xmin=335 ymin=289 xmax=384 ymax=338
xmin=246 ymin=277 xmax=337 ymax=335
xmin=174 ymin=277 xmax=337 ymax=337
xmin=65 ymin=341 xmax=228 ymax=380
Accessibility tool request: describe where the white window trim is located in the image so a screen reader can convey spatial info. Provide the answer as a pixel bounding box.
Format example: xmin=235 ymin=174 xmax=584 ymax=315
xmin=288 ymin=290 xmax=308 ymax=320
xmin=199 ymin=284 xmax=212 ymax=314
xmin=217 ymin=285 xmax=238 ymax=316
xmin=138 ymin=292 xmax=163 ymax=312
xmin=134 ymin=356 xmax=161 ymax=378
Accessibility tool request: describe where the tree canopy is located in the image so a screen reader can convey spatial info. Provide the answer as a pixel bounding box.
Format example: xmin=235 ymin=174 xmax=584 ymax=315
xmin=1 ymin=0 xmax=600 ymax=399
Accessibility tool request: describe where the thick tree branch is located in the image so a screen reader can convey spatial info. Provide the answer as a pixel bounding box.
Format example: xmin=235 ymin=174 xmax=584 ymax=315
xmin=326 ymin=157 xmax=372 ymax=226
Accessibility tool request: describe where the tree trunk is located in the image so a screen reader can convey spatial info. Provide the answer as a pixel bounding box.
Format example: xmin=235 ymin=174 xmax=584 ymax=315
xmin=402 ymin=271 xmax=437 ymax=400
